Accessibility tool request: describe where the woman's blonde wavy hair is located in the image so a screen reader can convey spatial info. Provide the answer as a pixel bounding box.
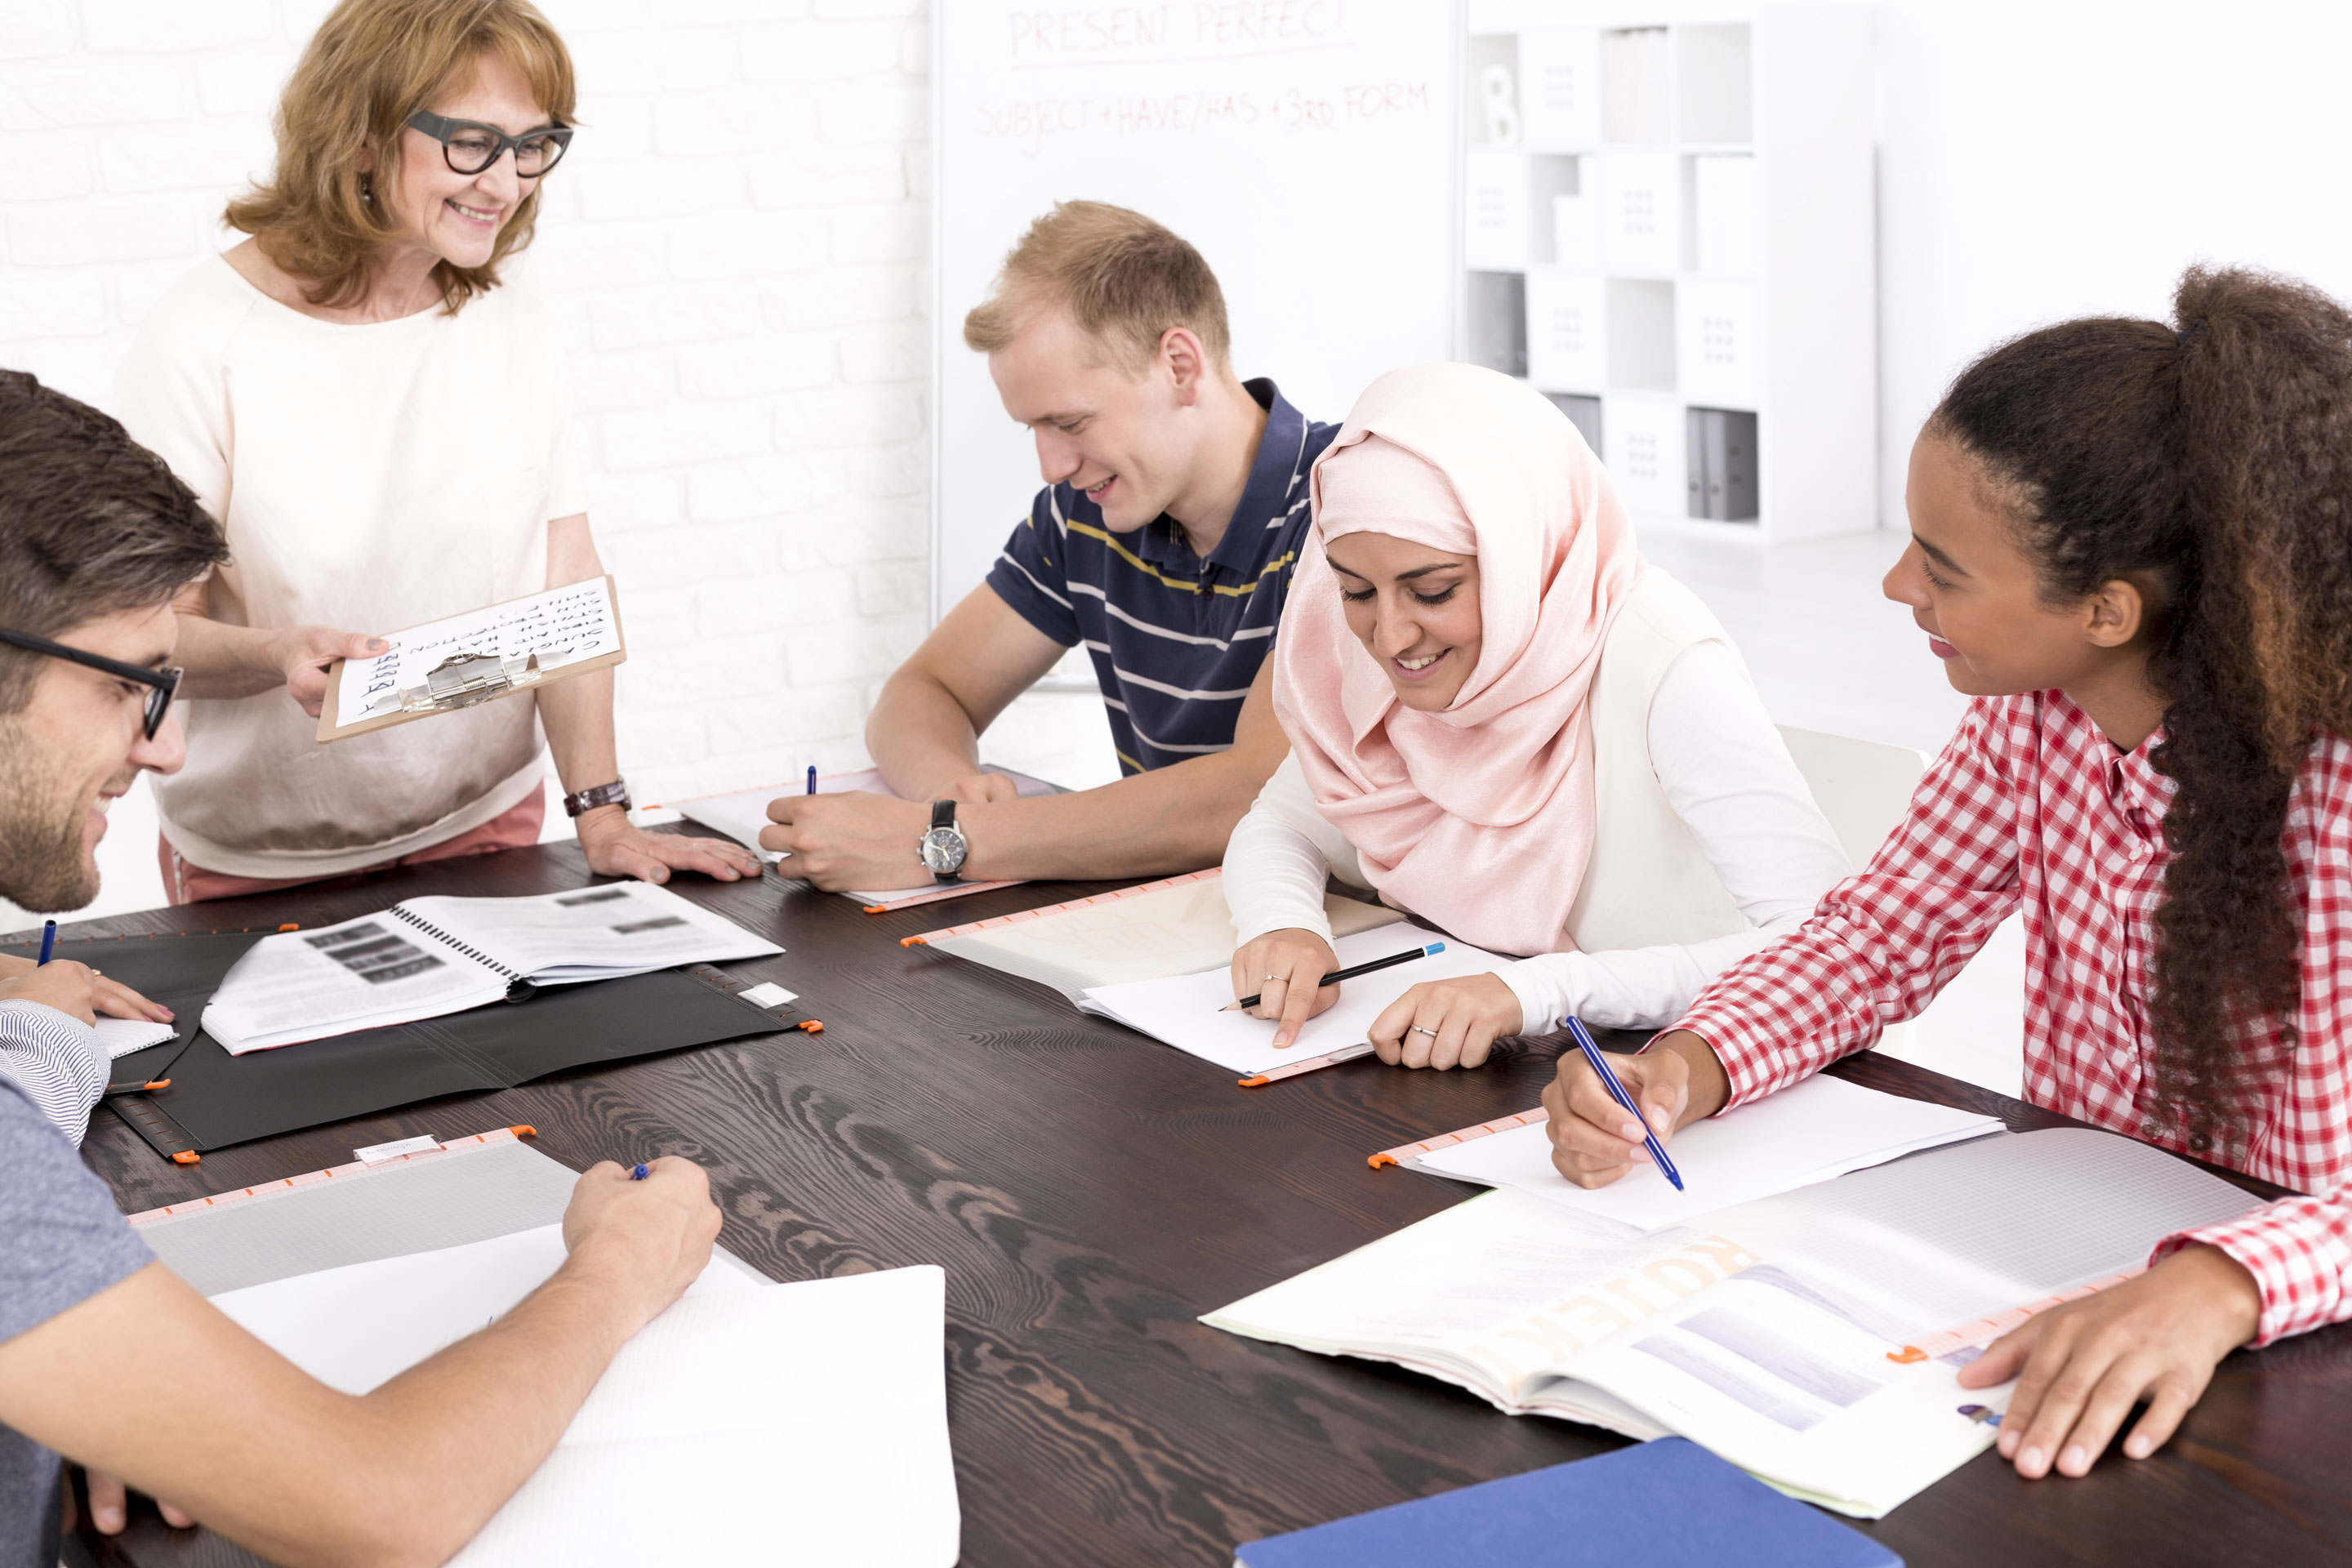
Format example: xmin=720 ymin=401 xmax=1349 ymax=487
xmin=225 ymin=0 xmax=576 ymax=314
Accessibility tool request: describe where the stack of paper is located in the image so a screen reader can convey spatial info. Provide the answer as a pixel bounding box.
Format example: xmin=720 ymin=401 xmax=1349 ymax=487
xmin=211 ymin=1227 xmax=959 ymax=1566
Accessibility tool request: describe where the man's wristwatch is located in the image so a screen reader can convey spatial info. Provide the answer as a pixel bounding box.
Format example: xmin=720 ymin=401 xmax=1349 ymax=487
xmin=563 ymin=778 xmax=630 ymax=817
xmin=918 ymin=800 xmax=969 ymax=884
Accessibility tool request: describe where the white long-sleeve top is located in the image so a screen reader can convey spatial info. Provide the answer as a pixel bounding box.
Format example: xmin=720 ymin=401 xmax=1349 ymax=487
xmin=1223 ymin=640 xmax=1853 ymax=1031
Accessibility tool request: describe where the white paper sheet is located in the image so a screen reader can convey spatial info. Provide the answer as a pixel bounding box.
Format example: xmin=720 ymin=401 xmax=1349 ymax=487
xmin=1078 ymin=926 xmax=1506 ymax=1075
xmin=1410 ymin=1076 xmax=2002 ymax=1232
xmin=95 ymin=1017 xmax=178 ymax=1059
xmin=335 ymin=577 xmax=620 ymax=725
xmin=451 ymin=1267 xmax=958 ymax=1567
xmin=208 ymin=1224 xmax=751 ymax=1396
xmin=211 ymin=1233 xmax=960 ymax=1566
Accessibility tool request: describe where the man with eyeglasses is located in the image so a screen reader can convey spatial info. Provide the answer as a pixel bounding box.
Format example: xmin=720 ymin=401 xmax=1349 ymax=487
xmin=0 ymin=371 xmax=728 ymax=1568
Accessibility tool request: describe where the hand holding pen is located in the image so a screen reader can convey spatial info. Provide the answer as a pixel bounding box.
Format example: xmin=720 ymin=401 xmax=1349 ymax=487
xmin=1540 ymin=1022 xmax=1732 ymax=1191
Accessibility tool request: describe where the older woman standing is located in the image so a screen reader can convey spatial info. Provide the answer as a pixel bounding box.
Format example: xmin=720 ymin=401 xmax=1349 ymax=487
xmin=116 ymin=0 xmax=755 ymax=901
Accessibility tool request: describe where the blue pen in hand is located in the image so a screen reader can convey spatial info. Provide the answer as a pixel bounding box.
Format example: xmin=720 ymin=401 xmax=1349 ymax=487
xmin=1566 ymin=1017 xmax=1684 ymax=1192
xmin=630 ymin=1163 xmax=650 ymax=1181
xmin=36 ymin=920 xmax=56 ymax=966
xmin=807 ymin=765 xmax=817 ymax=795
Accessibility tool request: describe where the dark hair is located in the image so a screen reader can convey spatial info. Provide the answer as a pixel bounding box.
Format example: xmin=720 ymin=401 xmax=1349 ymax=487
xmin=1928 ymin=265 xmax=2352 ymax=1155
xmin=0 ymin=371 xmax=229 ymax=711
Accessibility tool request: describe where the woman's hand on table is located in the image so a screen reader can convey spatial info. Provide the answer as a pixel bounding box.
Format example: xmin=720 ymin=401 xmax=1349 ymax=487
xmin=1958 ymin=1243 xmax=2261 ymax=1479
xmin=1367 ymin=973 xmax=1522 ymax=1070
xmin=1231 ymin=928 xmax=1341 ymax=1048
xmin=0 ymin=955 xmax=172 ymax=1025
xmin=574 ymin=806 xmax=761 ymax=885
xmin=1540 ymin=1028 xmax=1729 ymax=1187
xmin=265 ymin=626 xmax=389 ymax=718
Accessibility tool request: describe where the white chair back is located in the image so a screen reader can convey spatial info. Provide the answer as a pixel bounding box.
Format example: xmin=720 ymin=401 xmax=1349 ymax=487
xmin=1777 ymin=725 xmax=1931 ymax=874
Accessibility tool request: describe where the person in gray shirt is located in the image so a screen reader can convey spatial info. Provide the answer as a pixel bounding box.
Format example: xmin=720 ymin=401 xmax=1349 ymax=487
xmin=0 ymin=368 xmax=727 ymax=1566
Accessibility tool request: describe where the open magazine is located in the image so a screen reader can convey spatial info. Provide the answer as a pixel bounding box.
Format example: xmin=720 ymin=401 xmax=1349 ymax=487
xmin=203 ymin=882 xmax=782 ymax=1054
xmin=1205 ymin=1128 xmax=2262 ymax=1517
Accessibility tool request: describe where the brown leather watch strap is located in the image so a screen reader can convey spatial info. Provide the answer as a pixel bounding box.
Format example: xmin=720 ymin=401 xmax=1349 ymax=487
xmin=563 ymin=778 xmax=631 ymax=817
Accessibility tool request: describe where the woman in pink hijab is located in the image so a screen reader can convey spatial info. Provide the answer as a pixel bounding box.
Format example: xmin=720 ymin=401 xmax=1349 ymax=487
xmin=1222 ymin=363 xmax=1850 ymax=1067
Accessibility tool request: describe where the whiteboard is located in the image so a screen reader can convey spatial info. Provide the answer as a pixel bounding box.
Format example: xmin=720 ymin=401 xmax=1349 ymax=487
xmin=932 ymin=2 xmax=1461 ymax=617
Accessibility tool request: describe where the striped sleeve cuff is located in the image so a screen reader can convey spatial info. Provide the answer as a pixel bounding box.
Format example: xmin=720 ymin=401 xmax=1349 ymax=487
xmin=2155 ymin=1194 xmax=2352 ymax=1347
xmin=0 ymin=999 xmax=106 ymax=1147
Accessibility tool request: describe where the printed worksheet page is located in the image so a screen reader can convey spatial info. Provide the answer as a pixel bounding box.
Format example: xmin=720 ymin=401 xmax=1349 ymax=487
xmin=202 ymin=912 xmax=509 ymax=1053
xmin=333 ymin=576 xmax=621 ymax=726
xmin=402 ymin=882 xmax=780 ymax=982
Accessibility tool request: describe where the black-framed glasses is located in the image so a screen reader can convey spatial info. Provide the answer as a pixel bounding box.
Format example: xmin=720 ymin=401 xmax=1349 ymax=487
xmin=0 ymin=628 xmax=182 ymax=740
xmin=404 ymin=110 xmax=572 ymax=178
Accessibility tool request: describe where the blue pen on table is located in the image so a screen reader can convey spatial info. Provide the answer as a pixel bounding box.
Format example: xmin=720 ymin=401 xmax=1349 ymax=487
xmin=35 ymin=920 xmax=56 ymax=966
xmin=1565 ymin=1016 xmax=1684 ymax=1192
xmin=630 ymin=1162 xmax=650 ymax=1181
xmin=807 ymin=765 xmax=817 ymax=795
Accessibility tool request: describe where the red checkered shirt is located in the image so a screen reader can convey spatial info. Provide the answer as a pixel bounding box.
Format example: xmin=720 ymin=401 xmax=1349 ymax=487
xmin=1677 ymin=690 xmax=2352 ymax=1345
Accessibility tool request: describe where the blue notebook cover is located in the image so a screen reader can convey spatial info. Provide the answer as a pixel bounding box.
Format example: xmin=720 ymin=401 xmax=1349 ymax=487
xmin=1235 ymin=1439 xmax=1902 ymax=1568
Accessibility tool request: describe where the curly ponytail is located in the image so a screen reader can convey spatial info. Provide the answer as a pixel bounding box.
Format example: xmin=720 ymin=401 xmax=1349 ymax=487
xmin=1929 ymin=265 xmax=2352 ymax=1155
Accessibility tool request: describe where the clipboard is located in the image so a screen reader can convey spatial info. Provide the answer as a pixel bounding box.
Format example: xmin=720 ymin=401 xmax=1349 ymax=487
xmin=316 ymin=574 xmax=629 ymax=743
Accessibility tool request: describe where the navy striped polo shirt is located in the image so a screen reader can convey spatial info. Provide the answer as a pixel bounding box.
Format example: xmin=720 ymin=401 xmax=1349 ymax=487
xmin=987 ymin=380 xmax=1337 ymax=774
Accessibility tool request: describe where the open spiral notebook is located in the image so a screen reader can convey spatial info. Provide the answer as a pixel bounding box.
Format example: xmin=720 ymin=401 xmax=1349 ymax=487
xmin=200 ymin=881 xmax=781 ymax=1054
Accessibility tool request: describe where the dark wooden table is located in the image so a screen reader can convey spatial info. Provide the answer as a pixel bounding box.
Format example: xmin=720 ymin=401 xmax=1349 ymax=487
xmin=63 ymin=840 xmax=2352 ymax=1566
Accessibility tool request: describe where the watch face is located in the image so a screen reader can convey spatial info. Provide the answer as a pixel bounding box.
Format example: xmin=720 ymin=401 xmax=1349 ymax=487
xmin=920 ymin=826 xmax=966 ymax=874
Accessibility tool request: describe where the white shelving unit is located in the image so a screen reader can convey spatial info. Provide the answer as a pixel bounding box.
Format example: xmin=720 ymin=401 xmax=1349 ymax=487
xmin=1459 ymin=2 xmax=1875 ymax=541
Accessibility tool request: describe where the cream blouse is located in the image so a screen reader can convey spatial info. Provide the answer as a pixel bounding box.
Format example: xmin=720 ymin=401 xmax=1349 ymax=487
xmin=117 ymin=256 xmax=588 ymax=879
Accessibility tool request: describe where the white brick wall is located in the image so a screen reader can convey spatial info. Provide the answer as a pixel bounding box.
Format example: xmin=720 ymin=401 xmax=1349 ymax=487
xmin=0 ymin=0 xmax=1125 ymax=932
xmin=0 ymin=0 xmax=937 ymax=817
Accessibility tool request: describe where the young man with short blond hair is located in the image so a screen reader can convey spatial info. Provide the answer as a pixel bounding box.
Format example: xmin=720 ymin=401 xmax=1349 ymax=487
xmin=764 ymin=202 xmax=1338 ymax=889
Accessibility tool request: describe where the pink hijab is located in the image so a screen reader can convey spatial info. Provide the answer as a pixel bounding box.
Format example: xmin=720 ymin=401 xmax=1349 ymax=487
xmin=1272 ymin=363 xmax=1642 ymax=956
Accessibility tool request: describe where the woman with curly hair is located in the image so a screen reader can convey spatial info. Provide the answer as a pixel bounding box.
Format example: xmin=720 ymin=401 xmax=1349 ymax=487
xmin=1543 ymin=265 xmax=2352 ymax=1480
